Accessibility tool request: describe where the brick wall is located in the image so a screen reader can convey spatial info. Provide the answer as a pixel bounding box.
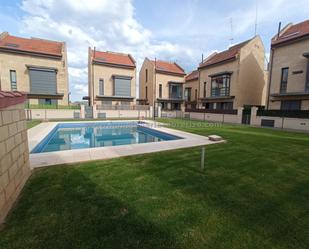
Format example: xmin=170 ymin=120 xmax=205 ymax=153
xmin=0 ymin=92 xmax=31 ymax=223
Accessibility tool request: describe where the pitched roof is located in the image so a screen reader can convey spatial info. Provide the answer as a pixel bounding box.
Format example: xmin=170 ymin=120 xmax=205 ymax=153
xmin=185 ymin=70 xmax=198 ymax=81
xmin=0 ymin=33 xmax=63 ymax=57
xmin=92 ymin=50 xmax=136 ymax=68
xmin=150 ymin=59 xmax=185 ymax=76
xmin=199 ymin=38 xmax=252 ymax=68
xmin=0 ymin=91 xmax=27 ymax=109
xmin=272 ymin=19 xmax=309 ymax=46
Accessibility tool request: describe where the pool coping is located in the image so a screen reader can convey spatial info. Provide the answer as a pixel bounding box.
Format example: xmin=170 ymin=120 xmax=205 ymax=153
xmin=28 ymin=120 xmax=225 ymax=168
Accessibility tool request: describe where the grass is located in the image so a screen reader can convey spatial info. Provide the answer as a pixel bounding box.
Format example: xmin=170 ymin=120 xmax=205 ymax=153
xmin=1 ymin=118 xmax=309 ymax=249
xmin=26 ymin=120 xmax=41 ymax=129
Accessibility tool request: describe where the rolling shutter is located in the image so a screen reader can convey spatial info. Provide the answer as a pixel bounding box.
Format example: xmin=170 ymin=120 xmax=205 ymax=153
xmin=114 ymin=77 xmax=131 ymax=96
xmin=29 ymin=68 xmax=57 ymax=94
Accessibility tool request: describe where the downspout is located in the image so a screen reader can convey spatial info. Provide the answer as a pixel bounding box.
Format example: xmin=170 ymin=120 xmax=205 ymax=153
xmin=266 ymin=48 xmax=274 ymax=110
xmin=153 ymin=58 xmax=156 ymax=120
xmin=198 ymin=54 xmax=203 ymax=109
xmin=267 ymin=22 xmax=281 ymax=110
xmin=92 ymin=47 xmax=95 ymax=106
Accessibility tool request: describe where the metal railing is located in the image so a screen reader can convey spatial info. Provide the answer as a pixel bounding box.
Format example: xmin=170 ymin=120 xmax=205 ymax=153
xmin=96 ymin=105 xmax=150 ymax=111
xmin=185 ymin=108 xmax=238 ymax=115
xmin=25 ymin=103 xmax=80 ymax=110
xmin=257 ymin=109 xmax=309 ymax=118
xmin=211 ymin=87 xmax=230 ymax=97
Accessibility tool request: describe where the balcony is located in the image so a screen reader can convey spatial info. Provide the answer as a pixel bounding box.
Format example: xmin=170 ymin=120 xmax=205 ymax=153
xmin=211 ymin=87 xmax=230 ymax=97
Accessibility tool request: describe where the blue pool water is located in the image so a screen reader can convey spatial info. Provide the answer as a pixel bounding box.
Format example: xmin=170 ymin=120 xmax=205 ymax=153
xmin=31 ymin=122 xmax=181 ymax=153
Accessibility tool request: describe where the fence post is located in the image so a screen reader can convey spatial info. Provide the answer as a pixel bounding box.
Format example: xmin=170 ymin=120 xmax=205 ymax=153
xmin=200 ymin=147 xmax=205 ymax=171
xmin=80 ymin=104 xmax=85 ymax=119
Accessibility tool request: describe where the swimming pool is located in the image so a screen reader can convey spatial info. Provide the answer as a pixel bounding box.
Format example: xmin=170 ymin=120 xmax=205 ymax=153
xmin=31 ymin=121 xmax=181 ymax=153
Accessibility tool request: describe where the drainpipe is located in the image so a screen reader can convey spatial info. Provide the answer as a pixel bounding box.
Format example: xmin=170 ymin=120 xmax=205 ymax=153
xmin=153 ymin=58 xmax=157 ymax=120
xmin=267 ymin=22 xmax=281 ymax=110
xmin=92 ymin=47 xmax=96 ymax=107
xmin=267 ymin=47 xmax=275 ymax=110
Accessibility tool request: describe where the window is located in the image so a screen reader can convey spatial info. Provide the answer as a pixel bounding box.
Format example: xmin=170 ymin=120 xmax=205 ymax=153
xmin=203 ymin=82 xmax=206 ymax=97
xmin=145 ymin=69 xmax=148 ymax=82
xmin=169 ymin=83 xmax=183 ymax=99
xmin=29 ymin=68 xmax=57 ymax=94
xmin=280 ymin=68 xmax=289 ymax=93
xmin=281 ymin=100 xmax=301 ymax=110
xmin=114 ymin=77 xmax=131 ymax=96
xmin=10 ymin=70 xmax=17 ymax=91
xmin=99 ymin=79 xmax=104 ymax=95
xmin=39 ymin=98 xmax=57 ymax=105
xmin=184 ymin=88 xmax=191 ymax=101
xmin=211 ymin=74 xmax=231 ymax=97
xmin=145 ymin=86 xmax=148 ymax=99
xmin=195 ymin=89 xmax=197 ymax=100
xmin=159 ymin=84 xmax=162 ymax=98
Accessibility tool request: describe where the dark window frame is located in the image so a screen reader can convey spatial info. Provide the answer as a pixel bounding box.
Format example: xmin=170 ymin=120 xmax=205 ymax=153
xmin=211 ymin=74 xmax=231 ymax=97
xmin=203 ymin=82 xmax=206 ymax=98
xmin=280 ymin=100 xmax=301 ymax=110
xmin=184 ymin=87 xmax=191 ymax=101
xmin=280 ymin=67 xmax=289 ymax=93
xmin=145 ymin=69 xmax=148 ymax=82
xmin=145 ymin=86 xmax=148 ymax=99
xmin=159 ymin=84 xmax=162 ymax=98
xmin=99 ymin=78 xmax=104 ymax=95
xmin=10 ymin=70 xmax=17 ymax=91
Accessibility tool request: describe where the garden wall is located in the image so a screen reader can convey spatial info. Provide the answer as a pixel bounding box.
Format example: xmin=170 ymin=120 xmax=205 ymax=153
xmin=250 ymin=107 xmax=309 ymax=131
xmin=0 ymin=91 xmax=31 ymax=223
xmin=26 ymin=108 xmax=82 ymax=120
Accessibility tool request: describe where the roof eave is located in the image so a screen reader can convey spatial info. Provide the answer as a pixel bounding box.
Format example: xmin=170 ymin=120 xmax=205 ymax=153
xmin=198 ymin=56 xmax=237 ymax=69
xmin=0 ymin=47 xmax=62 ymax=59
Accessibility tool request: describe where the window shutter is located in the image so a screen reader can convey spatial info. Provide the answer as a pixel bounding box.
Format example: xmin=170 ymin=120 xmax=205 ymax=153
xmin=29 ymin=69 xmax=57 ymax=94
xmin=114 ymin=78 xmax=131 ymax=96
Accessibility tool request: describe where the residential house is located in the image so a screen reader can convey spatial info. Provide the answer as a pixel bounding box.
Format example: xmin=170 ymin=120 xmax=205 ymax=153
xmin=198 ymin=36 xmax=266 ymax=110
xmin=0 ymin=32 xmax=69 ymax=105
xmin=267 ymin=19 xmax=309 ymax=110
xmin=88 ymin=48 xmax=136 ymax=106
xmin=184 ymin=70 xmax=199 ymax=109
xmin=139 ymin=58 xmax=186 ymax=110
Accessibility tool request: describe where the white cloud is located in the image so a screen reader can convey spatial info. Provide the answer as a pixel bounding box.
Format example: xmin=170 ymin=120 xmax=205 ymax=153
xmin=20 ymin=0 xmax=194 ymax=101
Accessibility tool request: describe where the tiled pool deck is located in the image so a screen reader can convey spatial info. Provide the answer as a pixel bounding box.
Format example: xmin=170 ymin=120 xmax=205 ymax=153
xmin=28 ymin=120 xmax=225 ymax=168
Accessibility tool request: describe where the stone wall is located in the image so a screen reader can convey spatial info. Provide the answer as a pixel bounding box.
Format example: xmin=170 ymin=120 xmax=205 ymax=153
xmin=0 ymin=92 xmax=30 ymax=223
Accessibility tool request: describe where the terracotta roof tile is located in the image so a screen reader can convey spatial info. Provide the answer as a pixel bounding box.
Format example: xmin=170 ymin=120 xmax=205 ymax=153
xmin=0 ymin=34 xmax=63 ymax=57
xmin=185 ymin=70 xmax=198 ymax=81
xmin=150 ymin=60 xmax=185 ymax=75
xmin=0 ymin=91 xmax=27 ymax=109
xmin=272 ymin=19 xmax=309 ymax=46
xmin=199 ymin=39 xmax=252 ymax=68
xmin=92 ymin=50 xmax=136 ymax=67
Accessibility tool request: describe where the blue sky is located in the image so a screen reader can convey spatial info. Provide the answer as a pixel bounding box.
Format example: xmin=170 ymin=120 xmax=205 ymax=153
xmin=0 ymin=0 xmax=308 ymax=101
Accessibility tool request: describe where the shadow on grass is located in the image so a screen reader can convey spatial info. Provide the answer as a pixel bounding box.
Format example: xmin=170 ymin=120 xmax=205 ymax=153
xmin=0 ymin=166 xmax=183 ymax=249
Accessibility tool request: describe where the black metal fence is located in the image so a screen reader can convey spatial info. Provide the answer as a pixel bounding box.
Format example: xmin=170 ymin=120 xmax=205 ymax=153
xmin=185 ymin=108 xmax=238 ymax=115
xmin=257 ymin=110 xmax=309 ymax=119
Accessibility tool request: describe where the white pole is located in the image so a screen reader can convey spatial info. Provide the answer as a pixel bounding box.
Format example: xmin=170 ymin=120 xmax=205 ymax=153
xmin=201 ymin=147 xmax=205 ymax=170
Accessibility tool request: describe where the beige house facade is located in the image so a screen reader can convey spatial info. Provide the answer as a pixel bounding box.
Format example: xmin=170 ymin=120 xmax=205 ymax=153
xmin=0 ymin=32 xmax=69 ymax=105
xmin=88 ymin=48 xmax=136 ymax=106
xmin=267 ymin=19 xmax=309 ymax=110
xmin=184 ymin=70 xmax=199 ymax=109
xmin=198 ymin=36 xmax=267 ymax=110
xmin=139 ymin=58 xmax=186 ymax=110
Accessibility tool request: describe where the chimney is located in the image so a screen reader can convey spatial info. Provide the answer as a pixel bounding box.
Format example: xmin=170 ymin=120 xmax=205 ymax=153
xmin=277 ymin=22 xmax=282 ymax=39
xmin=0 ymin=32 xmax=9 ymax=40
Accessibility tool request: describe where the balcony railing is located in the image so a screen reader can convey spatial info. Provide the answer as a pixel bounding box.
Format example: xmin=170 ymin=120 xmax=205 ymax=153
xmin=97 ymin=105 xmax=150 ymax=111
xmin=211 ymin=87 xmax=230 ymax=97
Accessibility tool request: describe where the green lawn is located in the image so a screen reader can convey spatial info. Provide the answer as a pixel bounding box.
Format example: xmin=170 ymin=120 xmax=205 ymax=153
xmin=26 ymin=120 xmax=41 ymax=129
xmin=1 ymin=118 xmax=309 ymax=249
